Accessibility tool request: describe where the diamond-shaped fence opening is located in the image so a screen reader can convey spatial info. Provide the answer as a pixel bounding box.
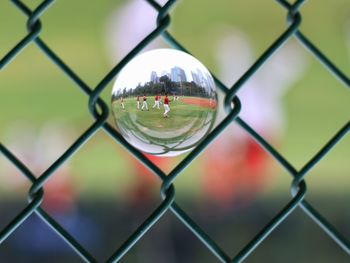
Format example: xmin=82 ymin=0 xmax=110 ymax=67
xmin=1 ymin=0 xmax=349 ymax=262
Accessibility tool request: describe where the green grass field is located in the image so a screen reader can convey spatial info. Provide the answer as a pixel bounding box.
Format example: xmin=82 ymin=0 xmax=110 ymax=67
xmin=111 ymin=96 xmax=216 ymax=155
xmin=0 ymin=0 xmax=349 ymax=197
xmin=112 ymin=97 xmax=215 ymax=129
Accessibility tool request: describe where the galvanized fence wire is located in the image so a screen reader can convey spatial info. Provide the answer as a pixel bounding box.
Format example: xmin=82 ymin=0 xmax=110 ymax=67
xmin=0 ymin=0 xmax=349 ymax=262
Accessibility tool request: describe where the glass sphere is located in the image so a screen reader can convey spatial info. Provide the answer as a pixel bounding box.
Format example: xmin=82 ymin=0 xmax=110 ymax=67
xmin=111 ymin=49 xmax=217 ymax=156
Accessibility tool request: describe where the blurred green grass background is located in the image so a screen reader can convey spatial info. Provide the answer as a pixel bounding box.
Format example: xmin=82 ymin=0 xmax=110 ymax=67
xmin=0 ymin=0 xmax=349 ymax=198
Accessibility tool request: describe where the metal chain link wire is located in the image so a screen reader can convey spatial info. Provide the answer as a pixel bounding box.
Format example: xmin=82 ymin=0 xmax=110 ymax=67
xmin=0 ymin=0 xmax=349 ymax=262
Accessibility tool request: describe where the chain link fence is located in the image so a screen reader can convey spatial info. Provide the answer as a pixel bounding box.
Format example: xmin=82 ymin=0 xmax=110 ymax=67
xmin=1 ymin=0 xmax=349 ymax=262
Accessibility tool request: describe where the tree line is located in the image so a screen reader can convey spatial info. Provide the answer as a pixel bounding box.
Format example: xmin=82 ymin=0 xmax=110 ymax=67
xmin=112 ymin=75 xmax=213 ymax=100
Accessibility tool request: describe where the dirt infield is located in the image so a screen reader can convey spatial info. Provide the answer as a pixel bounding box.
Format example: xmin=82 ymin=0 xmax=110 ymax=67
xmin=181 ymin=97 xmax=217 ymax=109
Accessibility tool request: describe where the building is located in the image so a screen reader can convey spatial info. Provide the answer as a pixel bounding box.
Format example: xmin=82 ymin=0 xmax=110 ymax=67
xmin=150 ymin=71 xmax=159 ymax=83
xmin=205 ymin=72 xmax=215 ymax=92
xmin=191 ymin=71 xmax=201 ymax=86
xmin=171 ymin=66 xmax=187 ymax=82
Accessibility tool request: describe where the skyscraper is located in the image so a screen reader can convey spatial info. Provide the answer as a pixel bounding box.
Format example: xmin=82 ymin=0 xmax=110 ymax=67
xmin=191 ymin=71 xmax=201 ymax=86
xmin=150 ymin=71 xmax=159 ymax=83
xmin=171 ymin=66 xmax=187 ymax=82
xmin=196 ymin=68 xmax=205 ymax=86
xmin=205 ymin=72 xmax=215 ymax=91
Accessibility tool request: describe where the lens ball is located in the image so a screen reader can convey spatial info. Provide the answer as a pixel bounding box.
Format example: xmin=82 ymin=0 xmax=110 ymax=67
xmin=111 ymin=49 xmax=217 ymax=156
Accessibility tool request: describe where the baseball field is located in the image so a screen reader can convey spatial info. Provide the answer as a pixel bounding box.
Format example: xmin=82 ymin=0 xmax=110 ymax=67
xmin=112 ymin=96 xmax=215 ymax=128
xmin=111 ymin=96 xmax=216 ymax=155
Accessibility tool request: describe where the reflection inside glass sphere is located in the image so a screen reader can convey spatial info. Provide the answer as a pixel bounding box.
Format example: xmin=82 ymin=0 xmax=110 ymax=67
xmin=111 ymin=49 xmax=217 ymax=156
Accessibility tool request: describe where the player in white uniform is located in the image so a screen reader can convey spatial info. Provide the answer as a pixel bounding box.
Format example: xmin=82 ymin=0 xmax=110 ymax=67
xmin=121 ymin=97 xmax=125 ymax=109
xmin=152 ymin=95 xmax=160 ymax=109
xmin=163 ymin=94 xmax=170 ymax=118
xmin=141 ymin=95 xmax=149 ymax=111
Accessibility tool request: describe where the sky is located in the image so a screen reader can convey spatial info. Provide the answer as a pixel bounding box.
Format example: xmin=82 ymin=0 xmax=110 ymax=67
xmin=112 ymin=49 xmax=213 ymax=95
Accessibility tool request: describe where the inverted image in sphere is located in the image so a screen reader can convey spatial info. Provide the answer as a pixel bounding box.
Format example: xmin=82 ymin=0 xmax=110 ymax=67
xmin=111 ymin=49 xmax=217 ymax=156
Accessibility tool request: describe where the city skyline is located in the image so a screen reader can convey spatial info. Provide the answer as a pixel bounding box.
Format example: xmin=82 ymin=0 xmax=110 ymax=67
xmin=112 ymin=49 xmax=214 ymax=95
xmin=149 ymin=66 xmax=214 ymax=90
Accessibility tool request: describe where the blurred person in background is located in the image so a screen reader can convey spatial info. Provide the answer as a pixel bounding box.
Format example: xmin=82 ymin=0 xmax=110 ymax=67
xmin=201 ymin=29 xmax=307 ymax=210
xmin=2 ymin=122 xmax=100 ymax=254
xmin=106 ymin=1 xmax=187 ymax=262
xmin=3 ymin=122 xmax=76 ymax=213
xmin=106 ymin=0 xmax=170 ymax=206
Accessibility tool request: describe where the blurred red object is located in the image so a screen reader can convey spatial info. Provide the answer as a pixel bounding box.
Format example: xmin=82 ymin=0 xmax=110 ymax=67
xmin=42 ymin=169 xmax=76 ymax=214
xmin=129 ymin=154 xmax=169 ymax=205
xmin=201 ymin=137 xmax=269 ymax=208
